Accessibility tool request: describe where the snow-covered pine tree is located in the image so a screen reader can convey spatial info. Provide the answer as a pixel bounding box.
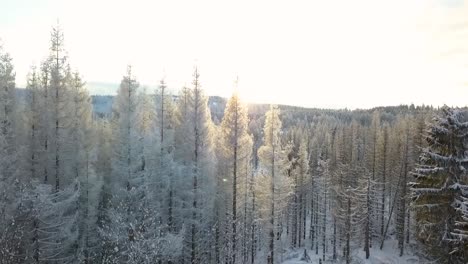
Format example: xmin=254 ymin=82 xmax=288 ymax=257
xmin=48 ymin=25 xmax=69 ymax=191
xmin=241 ymin=145 xmax=254 ymax=264
xmin=139 ymin=88 xmax=181 ymax=263
xmin=66 ymin=71 xmax=101 ymax=263
xmin=218 ymin=90 xmax=253 ymax=264
xmin=95 ymin=119 xmax=114 ymax=262
xmin=334 ymin=165 xmax=369 ymax=264
xmin=295 ymin=136 xmax=309 ymax=248
xmin=0 ymin=41 xmax=26 ymax=264
xmin=317 ymin=156 xmax=331 ymax=261
xmin=174 ymin=85 xmax=191 ymax=166
xmin=214 ymin=123 xmax=229 ymax=263
xmin=16 ymin=25 xmax=85 ymax=263
xmin=286 ymin=127 xmax=300 ymax=250
xmin=155 ymin=78 xmax=178 ymax=235
xmin=38 ymin=59 xmax=51 ymax=184
xmin=175 ymin=67 xmax=215 ymax=264
xmin=367 ymin=111 xmax=380 ymax=246
xmin=412 ymin=106 xmax=468 ymax=263
xmin=257 ymin=105 xmax=292 ymax=264
xmin=27 ymin=179 xmax=80 ymax=263
xmin=394 ymin=116 xmax=413 ymax=256
xmin=24 ymin=67 xmax=43 ymax=180
xmin=104 ymin=65 xmax=143 ymax=262
xmin=0 ymin=42 xmax=17 ymax=184
xmin=67 ymin=72 xmax=92 ymax=180
xmin=377 ymin=122 xmax=389 ymax=239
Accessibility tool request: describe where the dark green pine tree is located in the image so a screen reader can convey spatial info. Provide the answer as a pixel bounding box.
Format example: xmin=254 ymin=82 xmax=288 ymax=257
xmin=412 ymin=106 xmax=468 ymax=263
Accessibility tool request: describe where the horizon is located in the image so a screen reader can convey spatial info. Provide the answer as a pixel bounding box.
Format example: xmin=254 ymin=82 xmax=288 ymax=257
xmin=14 ymin=85 xmax=444 ymax=111
xmin=82 ymin=82 xmax=444 ymax=111
xmin=2 ymin=0 xmax=468 ymax=109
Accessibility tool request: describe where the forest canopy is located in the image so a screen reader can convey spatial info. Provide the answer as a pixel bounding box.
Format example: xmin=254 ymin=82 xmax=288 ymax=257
xmin=1 ymin=26 xmax=467 ymax=264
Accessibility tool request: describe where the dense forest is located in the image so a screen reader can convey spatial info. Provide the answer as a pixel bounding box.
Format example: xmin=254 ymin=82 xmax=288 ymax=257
xmin=1 ymin=26 xmax=468 ymax=264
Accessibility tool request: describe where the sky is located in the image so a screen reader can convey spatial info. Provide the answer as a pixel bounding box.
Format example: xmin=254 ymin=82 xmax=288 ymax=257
xmin=1 ymin=0 xmax=468 ymax=109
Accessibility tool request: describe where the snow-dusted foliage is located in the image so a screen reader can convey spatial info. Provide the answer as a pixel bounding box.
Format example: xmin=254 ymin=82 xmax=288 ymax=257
xmin=176 ymin=68 xmax=216 ymax=263
xmin=0 ymin=40 xmax=27 ymax=264
xmin=411 ymin=106 xmax=468 ymax=263
xmin=97 ymin=67 xmax=184 ymax=263
xmin=256 ymin=105 xmax=293 ymax=264
xmin=216 ymin=91 xmax=253 ymax=263
xmin=1 ymin=25 xmax=465 ymax=264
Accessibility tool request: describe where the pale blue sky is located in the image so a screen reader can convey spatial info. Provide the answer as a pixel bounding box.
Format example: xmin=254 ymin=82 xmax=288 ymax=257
xmin=1 ymin=0 xmax=467 ymax=109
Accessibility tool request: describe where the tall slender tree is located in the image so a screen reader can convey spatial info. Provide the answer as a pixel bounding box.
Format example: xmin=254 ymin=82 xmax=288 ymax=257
xmin=49 ymin=25 xmax=67 ymax=191
xmin=175 ymin=67 xmax=215 ymax=264
xmin=219 ymin=90 xmax=253 ymax=263
xmin=257 ymin=105 xmax=291 ymax=264
xmin=0 ymin=41 xmax=24 ymax=264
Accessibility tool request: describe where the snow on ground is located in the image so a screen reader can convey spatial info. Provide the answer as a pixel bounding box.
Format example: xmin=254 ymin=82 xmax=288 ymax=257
xmin=281 ymin=239 xmax=424 ymax=264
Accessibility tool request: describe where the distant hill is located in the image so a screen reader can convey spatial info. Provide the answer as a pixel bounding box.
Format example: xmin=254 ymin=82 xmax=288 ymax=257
xmin=86 ymin=82 xmax=120 ymax=95
xmin=15 ymin=88 xmax=434 ymax=128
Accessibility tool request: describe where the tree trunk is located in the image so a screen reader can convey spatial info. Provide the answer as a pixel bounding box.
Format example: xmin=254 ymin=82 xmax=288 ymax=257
xmin=346 ymin=196 xmax=351 ymax=264
xmin=380 ymin=128 xmax=387 ymax=238
xmin=364 ymin=176 xmax=370 ymax=259
xmin=231 ymin=100 xmax=239 ymax=264
xmin=269 ymin=109 xmax=275 ymax=264
xmin=333 ymin=217 xmax=336 ymax=260
xmin=292 ymin=170 xmax=298 ymax=247
xmin=322 ymin=184 xmax=327 ymax=261
xmin=251 ymin=171 xmax=256 ymax=264
xmin=191 ymin=69 xmax=200 ymax=264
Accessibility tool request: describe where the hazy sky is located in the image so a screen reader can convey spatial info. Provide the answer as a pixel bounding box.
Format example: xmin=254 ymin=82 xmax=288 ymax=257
xmin=1 ymin=0 xmax=467 ymax=109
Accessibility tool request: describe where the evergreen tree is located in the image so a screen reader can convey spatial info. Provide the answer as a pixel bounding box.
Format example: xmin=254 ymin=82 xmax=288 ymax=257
xmin=0 ymin=40 xmax=25 ymax=264
xmin=175 ymin=67 xmax=215 ymax=264
xmin=24 ymin=67 xmax=42 ymax=180
xmin=219 ymin=91 xmax=253 ymax=264
xmin=412 ymin=107 xmax=468 ymax=263
xmin=257 ymin=105 xmax=292 ymax=264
